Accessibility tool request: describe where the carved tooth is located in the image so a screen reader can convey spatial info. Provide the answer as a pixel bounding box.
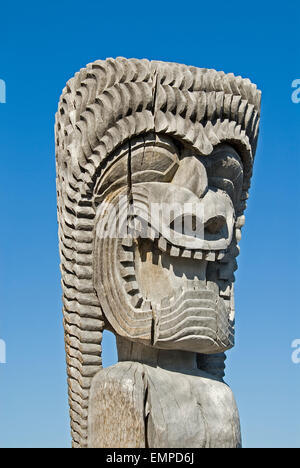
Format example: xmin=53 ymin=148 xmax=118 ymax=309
xmin=236 ymin=215 xmax=245 ymax=229
xmin=205 ymin=252 xmax=216 ymax=261
xmin=120 ymin=266 xmax=135 ymax=278
xmin=122 ymin=237 xmax=133 ymax=247
xmin=147 ymin=226 xmax=157 ymax=241
xmin=119 ymin=249 xmax=134 ymax=262
xmin=181 ymin=249 xmax=192 ymax=258
xmin=131 ymin=295 xmax=143 ymax=308
xmin=217 ymin=250 xmax=226 ymax=260
xmin=219 ymin=282 xmax=231 ymax=298
xmin=193 ymin=251 xmax=203 ymax=260
xmin=158 ymin=237 xmax=167 ymax=252
xmin=124 ymin=281 xmax=139 ymax=294
xmin=220 ymin=244 xmax=239 ymax=261
xmin=170 ymin=246 xmax=180 ymax=257
xmin=183 ymin=276 xmax=189 ymax=290
xmin=235 ymin=228 xmax=242 ymax=242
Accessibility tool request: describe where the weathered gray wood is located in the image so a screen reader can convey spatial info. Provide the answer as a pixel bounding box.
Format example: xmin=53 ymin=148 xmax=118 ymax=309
xmin=55 ymin=58 xmax=261 ymax=447
xmin=89 ymin=362 xmax=146 ymax=448
xmin=88 ymin=353 xmax=241 ymax=448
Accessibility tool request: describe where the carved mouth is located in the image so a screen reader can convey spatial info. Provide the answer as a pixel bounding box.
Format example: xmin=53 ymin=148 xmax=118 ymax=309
xmin=120 ymin=235 xmax=229 ymax=306
xmin=118 ymin=234 xmax=235 ymax=353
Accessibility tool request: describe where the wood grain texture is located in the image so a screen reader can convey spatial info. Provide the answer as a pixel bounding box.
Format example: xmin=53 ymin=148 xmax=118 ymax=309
xmin=88 ymin=362 xmax=147 ymax=448
xmin=88 ymin=360 xmax=241 ymax=448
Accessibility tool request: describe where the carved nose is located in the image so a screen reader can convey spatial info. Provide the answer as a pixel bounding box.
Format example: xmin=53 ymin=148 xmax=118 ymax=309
xmin=172 ymin=156 xmax=208 ymax=199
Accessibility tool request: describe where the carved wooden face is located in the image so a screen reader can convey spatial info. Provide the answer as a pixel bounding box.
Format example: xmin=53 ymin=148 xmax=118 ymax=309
xmin=94 ymin=134 xmax=244 ymax=354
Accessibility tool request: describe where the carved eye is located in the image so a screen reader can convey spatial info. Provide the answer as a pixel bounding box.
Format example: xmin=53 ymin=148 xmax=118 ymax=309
xmin=202 ymin=145 xmax=244 ymax=207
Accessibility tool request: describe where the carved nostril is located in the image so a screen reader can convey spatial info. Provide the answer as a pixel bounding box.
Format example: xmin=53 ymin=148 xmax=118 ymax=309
xmin=170 ymin=214 xmax=203 ymax=237
xmin=204 ymin=215 xmax=226 ymax=234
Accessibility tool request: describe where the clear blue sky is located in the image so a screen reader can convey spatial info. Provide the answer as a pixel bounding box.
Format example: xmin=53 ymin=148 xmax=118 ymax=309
xmin=0 ymin=0 xmax=299 ymax=448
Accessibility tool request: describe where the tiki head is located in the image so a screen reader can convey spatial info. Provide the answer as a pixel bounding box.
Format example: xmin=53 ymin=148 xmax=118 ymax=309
xmin=55 ymin=58 xmax=261 ymax=447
